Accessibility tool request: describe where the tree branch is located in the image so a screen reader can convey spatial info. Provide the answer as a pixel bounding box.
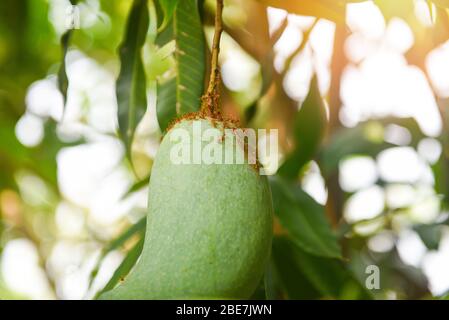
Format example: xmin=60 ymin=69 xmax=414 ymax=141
xmin=201 ymin=0 xmax=224 ymax=118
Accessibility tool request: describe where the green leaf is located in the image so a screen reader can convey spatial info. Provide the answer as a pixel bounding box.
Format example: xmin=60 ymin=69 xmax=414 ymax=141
xmin=89 ymin=217 xmax=146 ymax=291
xmin=96 ymin=236 xmax=145 ymax=297
xmin=105 ymin=217 xmax=146 ymax=253
xmin=116 ymin=0 xmax=150 ymax=156
xmin=157 ymin=0 xmax=180 ymax=31
xmin=269 ymin=239 xmax=321 ymax=299
xmin=249 ymin=279 xmax=267 ymax=300
xmin=277 ymin=75 xmax=327 ymax=179
xmin=122 ymin=175 xmax=151 ymax=199
xmin=157 ymin=78 xmax=177 ymax=131
xmin=272 ymin=236 xmax=373 ymax=299
xmin=414 ymin=224 xmax=443 ymax=250
xmin=320 ymin=124 xmax=386 ymax=176
xmin=270 ymin=175 xmax=342 ymax=259
xmin=432 ymin=154 xmax=449 ymax=206
xmin=156 ymin=0 xmax=206 ymax=132
xmin=57 ymin=31 xmax=71 ymax=110
xmin=264 ymin=260 xmax=280 ymax=299
xmin=57 ymin=0 xmax=82 ymax=109
xmin=319 ymin=117 xmax=424 ymax=176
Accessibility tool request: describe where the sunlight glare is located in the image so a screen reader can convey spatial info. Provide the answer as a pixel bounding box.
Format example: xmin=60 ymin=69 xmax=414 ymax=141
xmin=1 ymin=239 xmax=54 ymax=299
xmin=344 ymin=185 xmax=385 ymax=223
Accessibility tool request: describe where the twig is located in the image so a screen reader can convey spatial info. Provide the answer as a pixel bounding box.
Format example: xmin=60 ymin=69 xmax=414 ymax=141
xmin=270 ymin=16 xmax=288 ymax=46
xmin=281 ymin=18 xmax=319 ymax=77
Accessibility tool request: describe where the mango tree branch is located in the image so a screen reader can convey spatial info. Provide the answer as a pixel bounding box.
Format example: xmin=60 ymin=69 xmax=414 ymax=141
xmin=281 ymin=18 xmax=319 ymax=77
xmin=201 ymin=0 xmax=224 ymax=118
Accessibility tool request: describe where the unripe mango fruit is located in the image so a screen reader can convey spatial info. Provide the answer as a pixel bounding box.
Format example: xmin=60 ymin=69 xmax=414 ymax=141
xmin=100 ymin=116 xmax=273 ymax=299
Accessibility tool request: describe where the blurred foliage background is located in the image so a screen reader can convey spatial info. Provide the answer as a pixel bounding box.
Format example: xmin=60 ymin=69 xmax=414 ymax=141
xmin=1 ymin=0 xmax=449 ymax=300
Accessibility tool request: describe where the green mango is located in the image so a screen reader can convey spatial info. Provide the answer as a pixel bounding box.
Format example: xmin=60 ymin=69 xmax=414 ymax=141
xmin=100 ymin=117 xmax=273 ymax=299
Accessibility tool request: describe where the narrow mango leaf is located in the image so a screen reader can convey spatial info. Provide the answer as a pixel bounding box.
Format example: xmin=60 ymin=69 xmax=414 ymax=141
xmin=57 ymin=0 xmax=80 ymax=111
xmin=96 ymin=236 xmax=145 ymax=297
xmin=278 ymin=75 xmax=327 ymax=179
xmin=116 ymin=0 xmax=149 ymax=156
xmin=157 ymin=78 xmax=177 ymax=131
xmin=249 ymin=279 xmax=267 ymax=299
xmin=273 ymin=236 xmax=373 ymax=299
xmin=88 ymin=217 xmax=146 ymax=290
xmin=414 ymin=224 xmax=443 ymax=250
xmin=122 ymin=174 xmax=151 ymax=199
xmin=258 ymin=0 xmax=363 ymax=23
xmin=157 ymin=0 xmax=180 ymax=31
xmin=264 ymin=260 xmax=280 ymax=299
xmin=105 ymin=217 xmax=146 ymax=253
xmin=156 ymin=0 xmax=206 ymax=132
xmin=269 ymin=240 xmax=321 ymax=299
xmin=57 ymin=31 xmax=71 ymax=109
xmin=319 ymin=117 xmax=423 ymax=176
xmin=270 ymin=175 xmax=342 ymax=259
xmin=432 ymin=154 xmax=449 ymax=206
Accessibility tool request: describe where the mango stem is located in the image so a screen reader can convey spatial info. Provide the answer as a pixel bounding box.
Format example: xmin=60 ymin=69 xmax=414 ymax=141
xmin=201 ymin=0 xmax=224 ymax=119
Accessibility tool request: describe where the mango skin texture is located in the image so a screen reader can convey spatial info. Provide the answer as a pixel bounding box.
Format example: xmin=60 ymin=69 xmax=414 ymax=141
xmin=100 ymin=118 xmax=273 ymax=299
